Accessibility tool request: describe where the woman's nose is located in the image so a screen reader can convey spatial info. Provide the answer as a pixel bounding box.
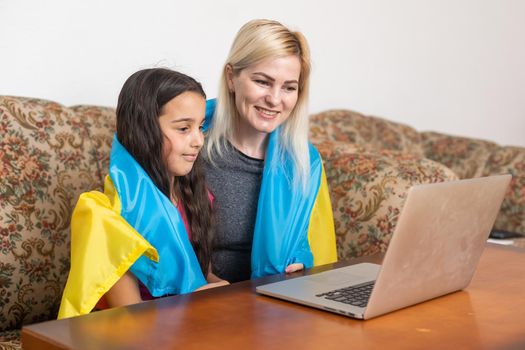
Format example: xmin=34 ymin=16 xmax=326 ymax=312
xmin=265 ymin=88 xmax=280 ymax=106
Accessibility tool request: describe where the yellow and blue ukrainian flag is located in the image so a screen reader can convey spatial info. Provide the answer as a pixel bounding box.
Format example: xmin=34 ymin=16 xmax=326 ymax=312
xmin=58 ymin=136 xmax=206 ymax=319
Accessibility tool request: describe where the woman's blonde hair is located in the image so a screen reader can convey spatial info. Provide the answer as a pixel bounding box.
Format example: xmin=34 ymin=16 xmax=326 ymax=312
xmin=206 ymin=19 xmax=312 ymax=188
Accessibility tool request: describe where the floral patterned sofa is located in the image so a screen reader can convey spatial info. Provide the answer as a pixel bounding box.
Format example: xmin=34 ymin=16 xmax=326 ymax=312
xmin=0 ymin=96 xmax=115 ymax=349
xmin=1 ymin=96 xmax=524 ymax=348
xmin=310 ymin=110 xmax=525 ymax=261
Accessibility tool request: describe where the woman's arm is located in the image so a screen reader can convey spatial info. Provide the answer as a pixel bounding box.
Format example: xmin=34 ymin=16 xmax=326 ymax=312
xmin=105 ymin=271 xmax=142 ymax=307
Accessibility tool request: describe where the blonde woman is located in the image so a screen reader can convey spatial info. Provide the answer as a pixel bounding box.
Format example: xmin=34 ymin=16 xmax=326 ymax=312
xmin=204 ymin=19 xmax=337 ymax=282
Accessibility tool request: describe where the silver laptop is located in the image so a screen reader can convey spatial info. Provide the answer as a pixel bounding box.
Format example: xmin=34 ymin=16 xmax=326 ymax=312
xmin=256 ymin=175 xmax=511 ymax=319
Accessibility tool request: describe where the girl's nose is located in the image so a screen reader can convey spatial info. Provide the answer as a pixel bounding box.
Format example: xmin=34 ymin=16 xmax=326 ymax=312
xmin=192 ymin=129 xmax=204 ymax=149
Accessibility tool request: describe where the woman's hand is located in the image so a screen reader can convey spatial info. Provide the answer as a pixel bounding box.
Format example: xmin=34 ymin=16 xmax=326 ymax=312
xmin=285 ymin=263 xmax=304 ymax=273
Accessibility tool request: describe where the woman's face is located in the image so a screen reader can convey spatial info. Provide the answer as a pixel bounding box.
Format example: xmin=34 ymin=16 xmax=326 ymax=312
xmin=227 ymin=55 xmax=301 ymax=136
xmin=158 ymin=91 xmax=205 ymax=177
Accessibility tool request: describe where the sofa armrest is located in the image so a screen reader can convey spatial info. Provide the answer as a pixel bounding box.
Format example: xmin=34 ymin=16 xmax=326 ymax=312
xmin=0 ymin=96 xmax=111 ymax=336
xmin=482 ymin=146 xmax=525 ymax=234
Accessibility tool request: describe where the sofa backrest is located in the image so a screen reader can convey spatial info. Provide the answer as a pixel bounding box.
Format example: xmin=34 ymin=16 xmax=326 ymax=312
xmin=310 ymin=109 xmax=425 ymax=157
xmin=421 ymin=131 xmax=525 ymax=234
xmin=0 ymin=96 xmax=114 ymax=331
xmin=310 ymin=108 xmax=525 ymax=236
xmin=420 ymin=131 xmax=498 ymax=179
xmin=69 ymin=104 xmax=116 ymax=177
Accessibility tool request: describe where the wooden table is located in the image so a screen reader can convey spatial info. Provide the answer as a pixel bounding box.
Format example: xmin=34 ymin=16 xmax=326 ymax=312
xmin=22 ymin=244 xmax=525 ymax=349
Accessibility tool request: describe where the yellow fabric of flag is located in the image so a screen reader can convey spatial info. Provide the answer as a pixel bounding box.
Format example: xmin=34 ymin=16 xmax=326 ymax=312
xmin=308 ymin=164 xmax=338 ymax=266
xmin=58 ymin=176 xmax=158 ymax=319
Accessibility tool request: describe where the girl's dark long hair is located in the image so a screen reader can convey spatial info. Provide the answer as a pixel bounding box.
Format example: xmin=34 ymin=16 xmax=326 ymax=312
xmin=116 ymin=68 xmax=212 ymax=276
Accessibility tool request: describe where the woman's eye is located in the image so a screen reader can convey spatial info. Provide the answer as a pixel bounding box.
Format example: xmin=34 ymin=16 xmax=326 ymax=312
xmin=285 ymin=86 xmax=298 ymax=92
xmin=255 ymin=79 xmax=270 ymax=86
xmin=177 ymin=127 xmax=189 ymax=132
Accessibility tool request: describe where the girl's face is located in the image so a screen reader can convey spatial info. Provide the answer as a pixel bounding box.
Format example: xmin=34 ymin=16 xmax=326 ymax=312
xmin=158 ymin=91 xmax=205 ymax=177
xmin=227 ymin=55 xmax=301 ymax=137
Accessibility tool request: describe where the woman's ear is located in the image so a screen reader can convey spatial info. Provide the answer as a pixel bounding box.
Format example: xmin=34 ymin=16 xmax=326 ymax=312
xmin=225 ymin=64 xmax=234 ymax=92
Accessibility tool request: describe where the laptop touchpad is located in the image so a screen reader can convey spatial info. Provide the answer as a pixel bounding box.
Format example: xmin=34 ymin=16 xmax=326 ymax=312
xmin=305 ymin=264 xmax=379 ymax=286
xmin=306 ymin=271 xmax=363 ymax=285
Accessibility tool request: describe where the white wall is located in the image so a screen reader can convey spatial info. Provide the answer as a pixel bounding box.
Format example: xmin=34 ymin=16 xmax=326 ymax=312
xmin=1 ymin=0 xmax=524 ymax=146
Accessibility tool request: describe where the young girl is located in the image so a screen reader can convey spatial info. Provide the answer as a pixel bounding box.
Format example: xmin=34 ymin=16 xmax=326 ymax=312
xmin=59 ymin=68 xmax=226 ymax=319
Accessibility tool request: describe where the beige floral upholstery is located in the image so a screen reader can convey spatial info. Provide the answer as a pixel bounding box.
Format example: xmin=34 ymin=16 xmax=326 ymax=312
xmin=1 ymin=97 xmax=523 ymax=348
xmin=0 ymin=330 xmax=20 ymax=350
xmin=481 ymin=147 xmax=525 ymax=233
xmin=0 ymin=96 xmax=114 ymax=348
xmin=421 ymin=132 xmax=525 ymax=234
xmin=315 ymin=140 xmax=457 ymax=260
xmin=421 ymin=132 xmax=498 ymax=179
xmin=310 ymin=111 xmax=459 ymax=259
xmin=69 ymin=105 xmax=116 ymax=188
xmin=311 ymin=109 xmax=525 ymax=260
xmin=310 ymin=109 xmax=424 ymax=157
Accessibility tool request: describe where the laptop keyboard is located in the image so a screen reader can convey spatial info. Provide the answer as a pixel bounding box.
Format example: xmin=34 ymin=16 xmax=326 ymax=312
xmin=315 ymin=281 xmax=375 ymax=307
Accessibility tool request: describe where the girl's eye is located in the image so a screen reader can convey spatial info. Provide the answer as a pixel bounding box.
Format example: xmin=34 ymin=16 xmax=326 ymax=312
xmin=177 ymin=127 xmax=189 ymax=132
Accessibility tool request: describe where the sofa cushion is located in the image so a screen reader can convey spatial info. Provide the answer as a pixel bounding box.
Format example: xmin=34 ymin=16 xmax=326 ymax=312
xmin=0 ymin=96 xmax=104 ymax=331
xmin=315 ymin=140 xmax=458 ymax=260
